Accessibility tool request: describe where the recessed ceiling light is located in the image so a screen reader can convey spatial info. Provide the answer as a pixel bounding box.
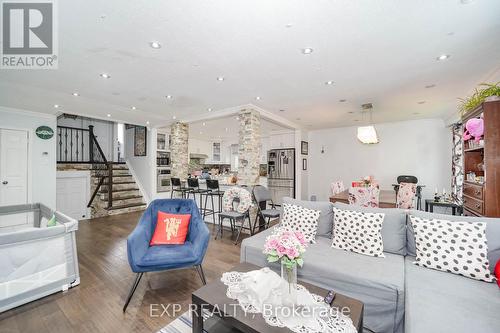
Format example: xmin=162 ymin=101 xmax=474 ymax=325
xmin=425 ymin=84 xmax=436 ymax=89
xmin=447 ymin=32 xmax=455 ymax=36
xmin=418 ymin=101 xmax=426 ymax=104
xmin=255 ymin=96 xmax=261 ymax=100
xmin=436 ymin=54 xmax=450 ymax=61
xmin=413 ymin=112 xmax=421 ymax=115
xmin=235 ymin=116 xmax=239 ymax=121
xmin=325 ymin=81 xmax=334 ymax=85
xmin=339 ymin=99 xmax=347 ymax=102
xmin=149 ymin=41 xmax=161 ymax=49
xmin=107 ymin=114 xmax=111 ymax=117
xmin=202 ymin=122 xmax=206 ymax=126
xmin=199 ymin=131 xmax=203 ymax=135
xmin=285 ymin=23 xmax=293 ymax=28
xmin=100 ymin=73 xmax=111 ymax=79
xmin=166 ymin=95 xmax=173 ymax=99
xmin=217 ymin=76 xmax=225 ymax=81
xmin=348 ymin=111 xmax=354 ymax=114
xmin=279 ymin=109 xmax=285 ymax=112
xmin=146 ymin=121 xmax=150 ymax=125
xmin=207 ymin=108 xmax=212 ymax=112
xmin=131 ymin=106 xmax=137 ymax=110
xmin=72 ymin=92 xmax=79 ymax=96
xmin=354 ymin=119 xmax=360 ymax=122
xmin=53 ymin=104 xmax=60 ymax=108
xmin=296 ymin=117 xmax=301 ymax=121
xmin=302 ymin=48 xmax=313 ymax=54
xmin=172 ymin=115 xmax=177 ymax=120
xmin=225 ymin=128 xmax=229 ymax=132
xmin=460 ymin=0 xmax=475 ymax=4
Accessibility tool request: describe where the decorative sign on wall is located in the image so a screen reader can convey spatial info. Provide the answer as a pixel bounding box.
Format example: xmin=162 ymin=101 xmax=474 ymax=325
xmin=35 ymin=126 xmax=54 ymax=140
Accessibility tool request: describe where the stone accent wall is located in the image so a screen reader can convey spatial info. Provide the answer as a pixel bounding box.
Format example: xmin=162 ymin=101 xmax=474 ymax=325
xmin=170 ymin=122 xmax=189 ymax=179
xmin=238 ymin=109 xmax=261 ymax=186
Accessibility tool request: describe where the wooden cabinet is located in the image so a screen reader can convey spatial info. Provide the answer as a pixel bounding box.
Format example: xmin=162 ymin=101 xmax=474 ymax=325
xmin=461 ymin=100 xmax=500 ymax=217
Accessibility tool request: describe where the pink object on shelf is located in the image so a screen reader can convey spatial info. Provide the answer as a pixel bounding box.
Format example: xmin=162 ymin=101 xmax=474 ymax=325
xmin=463 ymin=118 xmax=484 ymax=143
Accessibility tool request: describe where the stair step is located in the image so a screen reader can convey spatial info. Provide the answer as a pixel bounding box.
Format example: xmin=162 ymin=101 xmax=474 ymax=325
xmin=104 ymin=196 xmax=144 ymax=206
xmin=100 ymin=190 xmax=141 ymax=200
xmin=103 ymin=181 xmax=136 ymax=185
xmin=107 ymin=202 xmax=147 ymax=211
xmin=99 ymin=187 xmax=139 ymax=194
xmin=112 ymin=164 xmax=128 ymax=170
xmin=104 ymin=194 xmax=142 ymax=201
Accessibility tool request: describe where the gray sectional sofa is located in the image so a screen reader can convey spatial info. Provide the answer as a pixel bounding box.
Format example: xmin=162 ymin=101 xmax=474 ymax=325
xmin=240 ymin=197 xmax=500 ymax=333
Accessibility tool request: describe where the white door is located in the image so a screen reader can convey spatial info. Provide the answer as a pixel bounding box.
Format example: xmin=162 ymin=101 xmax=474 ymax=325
xmin=0 ymin=129 xmax=29 ymax=227
xmin=56 ymin=175 xmax=88 ymax=220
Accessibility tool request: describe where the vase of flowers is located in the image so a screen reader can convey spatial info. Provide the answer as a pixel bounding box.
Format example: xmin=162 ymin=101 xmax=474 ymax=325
xmin=263 ymin=229 xmax=307 ymax=306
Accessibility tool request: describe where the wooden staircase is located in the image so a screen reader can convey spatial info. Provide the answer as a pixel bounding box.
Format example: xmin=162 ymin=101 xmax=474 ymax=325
xmin=92 ymin=163 xmax=146 ymax=216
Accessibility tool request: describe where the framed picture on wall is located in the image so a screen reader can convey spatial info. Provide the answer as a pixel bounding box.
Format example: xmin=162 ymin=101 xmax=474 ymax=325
xmin=301 ymin=141 xmax=308 ymax=155
xmin=302 ymin=158 xmax=307 ymax=170
xmin=134 ymin=126 xmax=147 ymax=156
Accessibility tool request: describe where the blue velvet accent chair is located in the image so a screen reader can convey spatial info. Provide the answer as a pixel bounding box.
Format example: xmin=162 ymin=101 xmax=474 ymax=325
xmin=123 ymin=199 xmax=210 ymax=312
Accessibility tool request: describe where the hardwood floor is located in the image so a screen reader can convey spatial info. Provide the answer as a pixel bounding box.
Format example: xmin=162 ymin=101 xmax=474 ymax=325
xmin=0 ymin=211 xmax=248 ymax=333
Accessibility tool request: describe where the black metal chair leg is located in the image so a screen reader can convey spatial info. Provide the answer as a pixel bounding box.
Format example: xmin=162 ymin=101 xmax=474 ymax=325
xmin=248 ymin=214 xmax=254 ymax=236
xmin=196 ymin=265 xmax=207 ymax=285
xmin=123 ymin=272 xmax=144 ymax=313
xmin=215 ymin=216 xmax=223 ymax=240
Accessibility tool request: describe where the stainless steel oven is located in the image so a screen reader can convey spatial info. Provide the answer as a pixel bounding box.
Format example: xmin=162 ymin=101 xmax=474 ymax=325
xmin=157 ymin=168 xmax=171 ymax=192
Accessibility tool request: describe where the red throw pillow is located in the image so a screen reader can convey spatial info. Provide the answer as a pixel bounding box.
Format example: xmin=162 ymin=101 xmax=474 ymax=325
xmin=150 ymin=211 xmax=191 ymax=246
xmin=495 ymin=260 xmax=500 ymax=288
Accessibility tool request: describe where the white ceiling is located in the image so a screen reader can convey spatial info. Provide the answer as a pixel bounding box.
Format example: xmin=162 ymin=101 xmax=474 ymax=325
xmin=1 ymin=0 xmax=500 ymax=129
xmin=186 ymin=116 xmax=293 ymax=141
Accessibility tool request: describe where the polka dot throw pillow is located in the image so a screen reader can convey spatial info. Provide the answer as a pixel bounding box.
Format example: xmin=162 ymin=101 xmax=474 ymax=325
xmin=280 ymin=203 xmax=321 ymax=243
xmin=410 ymin=215 xmax=494 ymax=282
xmin=331 ymin=207 xmax=385 ymax=257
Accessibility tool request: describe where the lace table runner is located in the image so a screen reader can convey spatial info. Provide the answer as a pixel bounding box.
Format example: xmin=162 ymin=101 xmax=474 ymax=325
xmin=221 ymin=267 xmax=357 ymax=333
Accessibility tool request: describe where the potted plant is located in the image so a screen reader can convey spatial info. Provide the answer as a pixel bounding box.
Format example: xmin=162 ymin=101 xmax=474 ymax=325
xmin=263 ymin=229 xmax=307 ymax=306
xmin=459 ymin=82 xmax=500 ymax=115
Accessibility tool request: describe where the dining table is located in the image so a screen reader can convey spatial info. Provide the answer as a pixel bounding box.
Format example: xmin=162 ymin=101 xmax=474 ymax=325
xmin=329 ymin=189 xmax=397 ymax=208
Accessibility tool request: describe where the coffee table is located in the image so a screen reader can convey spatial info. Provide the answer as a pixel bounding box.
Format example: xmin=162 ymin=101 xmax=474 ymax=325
xmin=191 ymin=263 xmax=364 ymax=333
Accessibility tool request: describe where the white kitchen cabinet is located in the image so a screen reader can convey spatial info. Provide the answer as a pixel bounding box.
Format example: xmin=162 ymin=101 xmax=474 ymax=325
xmin=268 ymin=132 xmax=295 ymax=150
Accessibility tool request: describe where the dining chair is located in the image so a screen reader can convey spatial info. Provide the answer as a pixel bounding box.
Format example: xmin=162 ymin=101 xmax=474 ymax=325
xmin=396 ymin=182 xmax=417 ymax=209
xmin=330 ymin=180 xmax=345 ymax=196
xmin=252 ymin=185 xmax=280 ymax=234
xmin=348 ymin=187 xmax=380 ymax=208
xmin=217 ymin=186 xmax=253 ymax=245
xmin=395 ymin=175 xmax=422 ymax=209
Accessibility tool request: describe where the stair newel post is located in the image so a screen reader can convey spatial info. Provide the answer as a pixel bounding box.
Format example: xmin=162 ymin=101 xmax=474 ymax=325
xmin=88 ymin=125 xmax=95 ymax=163
xmin=107 ymin=162 xmax=113 ymax=209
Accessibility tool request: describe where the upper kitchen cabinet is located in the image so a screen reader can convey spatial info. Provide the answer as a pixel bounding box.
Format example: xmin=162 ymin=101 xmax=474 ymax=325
xmin=268 ymin=132 xmax=295 ymax=150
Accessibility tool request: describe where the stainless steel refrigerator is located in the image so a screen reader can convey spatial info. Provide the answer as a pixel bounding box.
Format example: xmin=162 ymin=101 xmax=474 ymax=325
xmin=267 ymin=148 xmax=295 ymax=205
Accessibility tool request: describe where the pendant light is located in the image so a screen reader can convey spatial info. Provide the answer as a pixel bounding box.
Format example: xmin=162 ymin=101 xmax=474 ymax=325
xmin=357 ymin=103 xmax=379 ymax=144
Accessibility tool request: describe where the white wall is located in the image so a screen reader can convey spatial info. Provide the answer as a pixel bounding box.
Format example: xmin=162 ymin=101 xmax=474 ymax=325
xmin=295 ymin=129 xmax=309 ymax=200
xmin=0 ymin=107 xmax=57 ymax=209
xmin=125 ymin=126 xmax=156 ymax=203
xmin=308 ymin=118 xmax=452 ymax=201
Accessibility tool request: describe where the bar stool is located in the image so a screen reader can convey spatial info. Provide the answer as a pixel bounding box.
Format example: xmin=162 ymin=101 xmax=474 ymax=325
xmin=186 ymin=178 xmax=209 ymax=214
xmin=203 ymin=179 xmax=225 ymax=223
xmin=171 ymin=177 xmax=189 ymax=198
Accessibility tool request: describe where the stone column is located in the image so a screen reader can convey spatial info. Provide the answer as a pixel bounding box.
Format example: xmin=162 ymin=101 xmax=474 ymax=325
xmin=170 ymin=122 xmax=189 ymax=179
xmin=238 ymin=109 xmax=261 ymax=186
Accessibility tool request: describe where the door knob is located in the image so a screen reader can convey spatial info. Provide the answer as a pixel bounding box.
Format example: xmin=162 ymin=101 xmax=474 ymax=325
xmin=2 ymin=181 xmax=8 ymax=185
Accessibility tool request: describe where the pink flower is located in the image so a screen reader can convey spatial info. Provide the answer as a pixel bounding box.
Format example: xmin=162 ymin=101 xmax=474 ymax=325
xmin=286 ymin=247 xmax=299 ymax=259
xmin=276 ymin=245 xmax=286 ymax=257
